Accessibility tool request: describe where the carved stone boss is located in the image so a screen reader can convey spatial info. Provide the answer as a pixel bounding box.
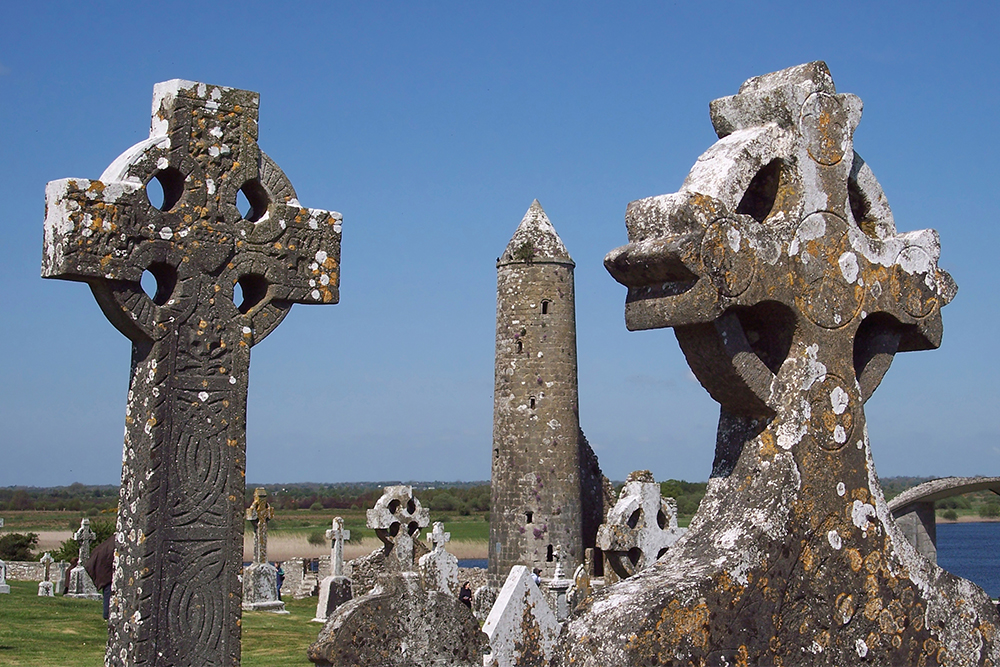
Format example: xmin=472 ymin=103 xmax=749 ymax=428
xmin=43 ymin=80 xmax=342 ymax=666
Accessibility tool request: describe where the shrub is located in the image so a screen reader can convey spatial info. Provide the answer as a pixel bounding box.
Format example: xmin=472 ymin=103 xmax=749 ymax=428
xmin=0 ymin=533 xmax=39 ymax=561
xmin=309 ymin=502 xmax=324 ymax=511
xmin=307 ymin=531 xmax=325 ymax=546
xmin=942 ymin=509 xmax=958 ymax=521
xmin=979 ymin=503 xmax=1000 ymax=519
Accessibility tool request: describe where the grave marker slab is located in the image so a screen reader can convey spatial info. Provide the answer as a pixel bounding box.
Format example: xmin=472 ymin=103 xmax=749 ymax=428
xmin=67 ymin=518 xmax=101 ymax=600
xmin=243 ymin=488 xmax=286 ymax=614
xmin=483 ymin=565 xmax=560 ymax=667
xmin=419 ymin=521 xmax=459 ymax=595
xmin=43 ymin=80 xmax=341 ymax=665
xmin=313 ymin=517 xmax=352 ymax=623
xmin=38 ymin=553 xmax=54 ymax=597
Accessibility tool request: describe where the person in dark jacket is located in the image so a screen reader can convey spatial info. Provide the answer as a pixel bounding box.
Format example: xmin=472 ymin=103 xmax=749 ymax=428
xmin=459 ymin=581 xmax=473 ymax=608
xmin=86 ymin=537 xmax=115 ymax=620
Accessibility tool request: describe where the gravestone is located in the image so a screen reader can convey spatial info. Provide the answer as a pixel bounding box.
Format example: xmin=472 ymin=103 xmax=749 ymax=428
xmin=43 ymin=80 xmax=341 ymax=665
xmin=308 ymin=570 xmax=486 ymax=667
xmin=595 ymin=470 xmax=685 ymax=579
xmin=419 ymin=521 xmax=459 ymax=595
xmin=546 ymin=547 xmax=573 ymax=622
xmin=37 ymin=553 xmax=54 ymax=597
xmin=0 ymin=557 xmax=9 ymax=594
xmin=563 ymin=62 xmax=999 ymax=665
xmin=366 ymin=485 xmax=430 ymax=571
xmin=66 ymin=518 xmax=101 ymax=600
xmin=242 ymin=488 xmax=286 ymax=614
xmin=483 ymin=565 xmax=561 ymax=667
xmin=312 ymin=517 xmax=352 ymax=623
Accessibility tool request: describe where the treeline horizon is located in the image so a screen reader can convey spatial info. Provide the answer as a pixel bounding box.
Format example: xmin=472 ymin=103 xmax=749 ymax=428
xmin=0 ymin=477 xmax=939 ymax=515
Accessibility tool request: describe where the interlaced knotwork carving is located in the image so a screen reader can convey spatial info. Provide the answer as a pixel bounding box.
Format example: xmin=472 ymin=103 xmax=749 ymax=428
xmin=43 ymin=80 xmax=342 ymax=667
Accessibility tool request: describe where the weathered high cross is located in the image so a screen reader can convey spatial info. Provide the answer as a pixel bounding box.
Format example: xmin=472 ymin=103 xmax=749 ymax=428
xmin=326 ymin=517 xmax=350 ymax=577
xmin=246 ymin=487 xmax=275 ymax=565
xmin=565 ymin=62 xmax=999 ymax=664
xmin=74 ymin=518 xmax=97 ymax=563
xmin=366 ymin=485 xmax=430 ymax=571
xmin=43 ymin=80 xmax=342 ymax=666
xmin=427 ymin=521 xmax=451 ymax=552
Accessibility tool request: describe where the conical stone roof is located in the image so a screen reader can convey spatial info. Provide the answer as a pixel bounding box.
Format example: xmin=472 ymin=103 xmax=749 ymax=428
xmin=499 ymin=200 xmax=574 ymax=267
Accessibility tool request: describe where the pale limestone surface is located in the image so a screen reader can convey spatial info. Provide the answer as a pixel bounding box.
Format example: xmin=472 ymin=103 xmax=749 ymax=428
xmin=418 ymin=521 xmax=459 ymax=595
xmin=483 ymin=565 xmax=560 ymax=667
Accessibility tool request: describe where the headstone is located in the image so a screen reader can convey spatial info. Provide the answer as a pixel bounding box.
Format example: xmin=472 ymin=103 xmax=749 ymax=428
xmin=0 ymin=558 xmax=9 ymax=594
xmin=43 ymin=80 xmax=341 ymax=665
xmin=565 ymin=61 xmax=999 ymax=665
xmin=308 ymin=570 xmax=486 ymax=666
xmin=483 ymin=565 xmax=561 ymax=667
xmin=566 ymin=563 xmax=589 ymax=611
xmin=242 ymin=488 xmax=286 ymax=614
xmin=37 ymin=553 xmax=54 ymax=597
xmin=595 ymin=470 xmax=685 ymax=579
xmin=546 ymin=547 xmax=572 ymax=622
xmin=418 ymin=521 xmax=459 ymax=595
xmin=66 ymin=518 xmax=101 ymax=600
xmin=312 ymin=517 xmax=352 ymax=623
xmin=366 ymin=485 xmax=430 ymax=571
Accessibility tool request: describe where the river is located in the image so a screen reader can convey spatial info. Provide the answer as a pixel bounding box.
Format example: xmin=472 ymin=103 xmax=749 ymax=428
xmin=937 ymin=522 xmax=1000 ymax=599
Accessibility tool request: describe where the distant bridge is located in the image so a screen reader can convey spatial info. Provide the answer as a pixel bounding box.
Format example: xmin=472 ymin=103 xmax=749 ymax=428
xmin=888 ymin=476 xmax=1000 ymax=564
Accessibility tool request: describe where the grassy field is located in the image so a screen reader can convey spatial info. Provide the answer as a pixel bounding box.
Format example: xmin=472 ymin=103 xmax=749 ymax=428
xmin=0 ymin=581 xmax=328 ymax=666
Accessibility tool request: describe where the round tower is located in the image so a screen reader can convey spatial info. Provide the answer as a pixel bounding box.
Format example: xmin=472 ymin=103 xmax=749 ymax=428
xmin=489 ymin=200 xmax=586 ymax=588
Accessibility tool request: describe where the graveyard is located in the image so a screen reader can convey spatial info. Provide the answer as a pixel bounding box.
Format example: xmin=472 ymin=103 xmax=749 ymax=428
xmin=3 ymin=4 xmax=1000 ymax=667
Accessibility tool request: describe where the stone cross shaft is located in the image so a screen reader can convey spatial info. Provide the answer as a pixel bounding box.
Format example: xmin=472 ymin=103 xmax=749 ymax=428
xmin=40 ymin=552 xmax=54 ymax=581
xmin=74 ymin=518 xmax=97 ymax=563
xmin=325 ymin=517 xmax=350 ymax=577
xmin=42 ymin=80 xmax=342 ymax=667
xmin=366 ymin=486 xmax=430 ymax=572
xmin=246 ymin=488 xmax=275 ymax=565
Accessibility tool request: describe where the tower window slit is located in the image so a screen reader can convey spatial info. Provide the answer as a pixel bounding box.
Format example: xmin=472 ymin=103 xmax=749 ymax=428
xmin=541 ymin=300 xmax=549 ymax=314
xmin=526 ymin=511 xmax=533 ymax=524
xmin=516 ymin=340 xmax=523 ymax=353
xmin=529 ymin=397 xmax=536 ymax=409
xmin=546 ymin=544 xmax=554 ymax=562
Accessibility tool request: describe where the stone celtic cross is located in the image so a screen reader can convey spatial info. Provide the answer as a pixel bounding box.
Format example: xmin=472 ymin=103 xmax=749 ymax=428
xmin=74 ymin=518 xmax=97 ymax=563
xmin=366 ymin=486 xmax=430 ymax=571
xmin=566 ymin=62 xmax=999 ymax=664
xmin=43 ymin=80 xmax=342 ymax=667
xmin=246 ymin=487 xmax=275 ymax=566
xmin=325 ymin=517 xmax=350 ymax=577
xmin=595 ymin=470 xmax=683 ymax=578
xmin=427 ymin=521 xmax=450 ymax=552
xmin=40 ymin=552 xmax=54 ymax=581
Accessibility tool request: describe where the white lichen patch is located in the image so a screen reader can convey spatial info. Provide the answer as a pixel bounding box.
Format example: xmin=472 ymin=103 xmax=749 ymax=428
xmin=827 ymin=529 xmax=842 ymax=550
xmin=838 ymin=251 xmax=859 ymax=283
xmin=837 ymin=482 xmax=846 ymax=496
xmin=851 ymin=499 xmax=876 ymax=530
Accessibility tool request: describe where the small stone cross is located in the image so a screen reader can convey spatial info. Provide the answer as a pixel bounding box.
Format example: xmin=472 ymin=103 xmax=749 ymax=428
xmin=326 ymin=517 xmax=350 ymax=577
xmin=74 ymin=518 xmax=97 ymax=563
xmin=367 ymin=486 xmax=430 ymax=571
xmin=43 ymin=81 xmax=341 ymax=666
xmin=40 ymin=552 xmax=54 ymax=582
xmin=427 ymin=521 xmax=450 ymax=552
xmin=596 ymin=470 xmax=684 ymax=578
xmin=246 ymin=488 xmax=275 ymax=566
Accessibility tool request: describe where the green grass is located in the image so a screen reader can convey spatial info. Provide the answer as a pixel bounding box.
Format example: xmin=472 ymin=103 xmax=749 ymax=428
xmin=266 ymin=508 xmax=491 ymax=542
xmin=0 ymin=581 xmax=327 ymax=666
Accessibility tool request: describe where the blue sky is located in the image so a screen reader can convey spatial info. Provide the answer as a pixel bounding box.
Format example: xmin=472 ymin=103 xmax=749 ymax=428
xmin=1 ymin=2 xmax=997 ymax=487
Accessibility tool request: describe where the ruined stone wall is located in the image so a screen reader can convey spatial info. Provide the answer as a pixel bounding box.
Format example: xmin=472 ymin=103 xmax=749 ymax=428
xmin=4 ymin=561 xmax=58 ymax=581
xmin=489 ymin=235 xmax=585 ymax=587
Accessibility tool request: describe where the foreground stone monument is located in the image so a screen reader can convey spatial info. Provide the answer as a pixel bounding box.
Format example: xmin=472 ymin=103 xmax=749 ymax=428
xmin=0 ymin=557 xmax=8 ymax=595
xmin=596 ymin=470 xmax=685 ymax=579
xmin=312 ymin=517 xmax=352 ymax=623
xmin=366 ymin=485 xmax=430 ymax=571
xmin=243 ymin=488 xmax=286 ymax=613
xmin=66 ymin=518 xmax=102 ymax=600
xmin=43 ymin=80 xmax=342 ymax=665
xmin=564 ymin=62 xmax=999 ymax=664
